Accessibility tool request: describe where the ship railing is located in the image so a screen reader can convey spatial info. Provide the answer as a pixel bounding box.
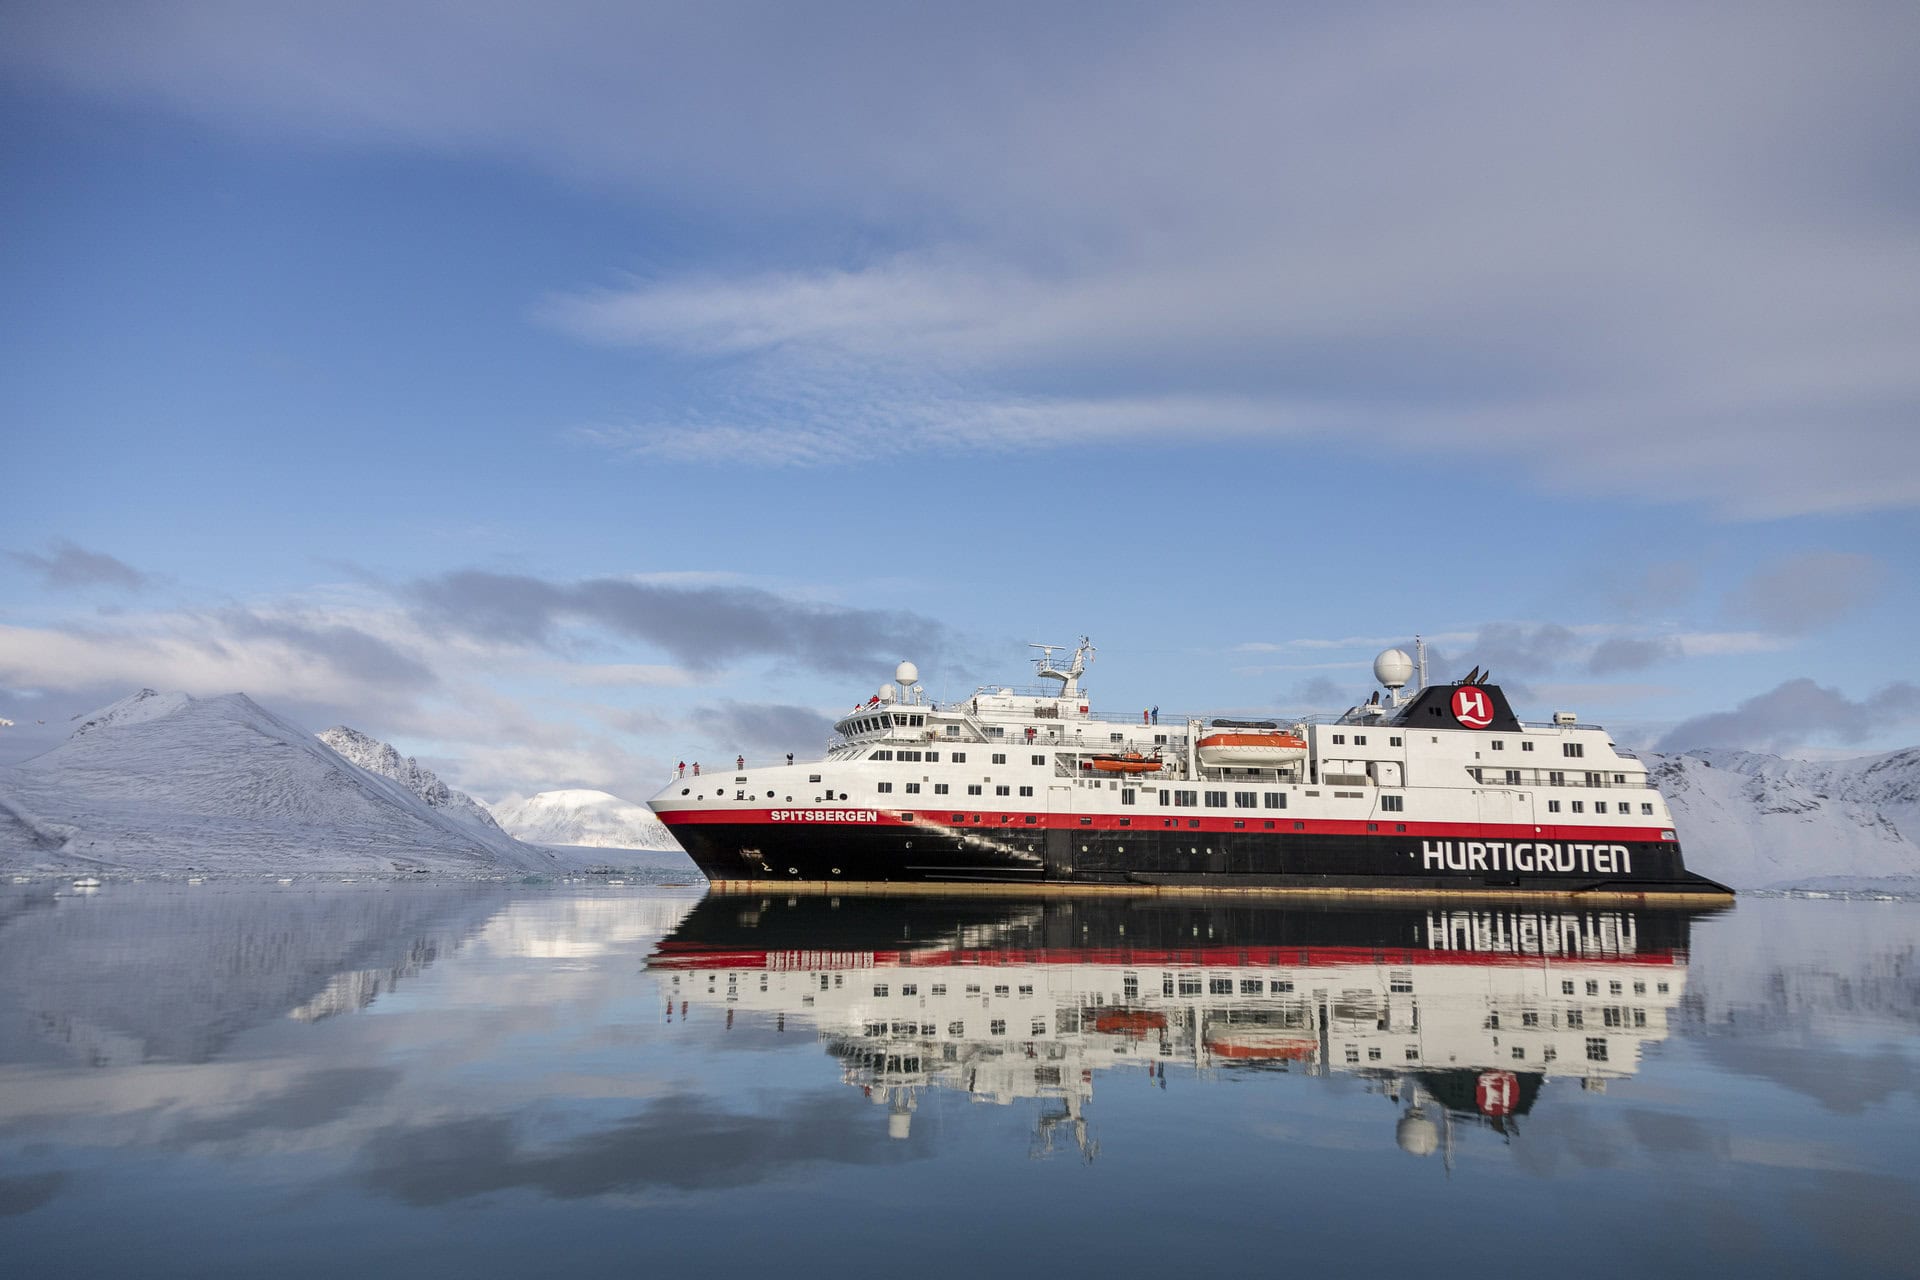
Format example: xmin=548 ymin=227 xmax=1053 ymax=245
xmin=1469 ymin=768 xmax=1656 ymax=790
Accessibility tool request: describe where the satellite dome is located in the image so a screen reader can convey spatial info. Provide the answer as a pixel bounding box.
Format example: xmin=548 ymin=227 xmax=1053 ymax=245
xmin=1374 ymin=648 xmax=1415 ymax=690
xmin=1396 ymin=1111 xmax=1439 ymax=1157
xmin=878 ymin=684 xmax=897 ymax=704
xmin=895 ymin=660 xmax=920 ymax=686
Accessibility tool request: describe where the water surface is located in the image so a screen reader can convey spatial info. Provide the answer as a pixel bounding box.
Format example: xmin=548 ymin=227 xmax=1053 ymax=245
xmin=1 ymin=883 xmax=1914 ymax=1277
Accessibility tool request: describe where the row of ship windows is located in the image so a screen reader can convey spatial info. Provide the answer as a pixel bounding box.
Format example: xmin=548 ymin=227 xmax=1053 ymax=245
xmin=865 ymin=751 xmax=1057 ymax=766
xmin=846 ymin=714 xmax=928 ymax=734
xmin=1545 ymin=800 xmax=1655 ymax=815
xmin=1339 ymin=1040 xmax=1612 ymax=1064
xmin=854 ymin=973 xmax=1672 ymax=1002
xmin=1327 ymin=734 xmax=1590 ymax=759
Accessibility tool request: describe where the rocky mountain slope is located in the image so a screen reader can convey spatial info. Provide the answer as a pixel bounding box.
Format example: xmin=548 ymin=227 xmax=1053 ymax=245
xmin=488 ymin=788 xmax=678 ymax=851
xmin=0 ymin=689 xmax=559 ymax=875
xmin=1653 ymin=747 xmax=1920 ymax=891
xmin=316 ymin=726 xmax=505 ymax=835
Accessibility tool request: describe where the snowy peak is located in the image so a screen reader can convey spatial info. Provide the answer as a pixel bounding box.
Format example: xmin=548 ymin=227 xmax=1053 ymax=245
xmin=69 ymin=688 xmax=193 ymax=736
xmin=489 ymin=788 xmax=677 ymax=851
xmin=317 ymin=726 xmax=504 ymax=834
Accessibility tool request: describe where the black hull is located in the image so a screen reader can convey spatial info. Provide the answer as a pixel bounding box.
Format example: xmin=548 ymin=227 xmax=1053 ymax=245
xmin=664 ymin=821 xmax=1733 ymax=897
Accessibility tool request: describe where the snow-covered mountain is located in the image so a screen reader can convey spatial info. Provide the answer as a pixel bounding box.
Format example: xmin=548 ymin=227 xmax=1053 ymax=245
xmin=317 ymin=726 xmax=505 ymax=834
xmin=488 ymin=788 xmax=678 ymax=851
xmin=1653 ymin=747 xmax=1920 ymax=892
xmin=0 ymin=689 xmax=560 ymax=875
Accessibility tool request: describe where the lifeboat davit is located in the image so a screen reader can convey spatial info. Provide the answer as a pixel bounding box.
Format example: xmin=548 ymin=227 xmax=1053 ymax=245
xmin=1087 ymin=752 xmax=1164 ymax=774
xmin=1195 ymin=731 xmax=1307 ymax=767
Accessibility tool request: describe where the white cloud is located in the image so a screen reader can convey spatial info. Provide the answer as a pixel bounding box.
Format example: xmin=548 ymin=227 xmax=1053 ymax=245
xmin=6 ymin=4 xmax=1915 ymax=516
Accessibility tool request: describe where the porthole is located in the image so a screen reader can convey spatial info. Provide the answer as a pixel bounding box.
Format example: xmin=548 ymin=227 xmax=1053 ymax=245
xmin=788 ymin=867 xmax=799 ymax=875
xmin=1080 ymin=845 xmax=1089 ymax=853
xmin=832 ymin=867 xmax=841 ymax=875
xmin=680 ymin=788 xmax=690 ymax=796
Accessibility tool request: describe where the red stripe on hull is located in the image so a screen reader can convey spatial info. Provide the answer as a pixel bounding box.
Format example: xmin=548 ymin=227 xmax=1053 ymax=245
xmin=655 ymin=806 xmax=1670 ymax=845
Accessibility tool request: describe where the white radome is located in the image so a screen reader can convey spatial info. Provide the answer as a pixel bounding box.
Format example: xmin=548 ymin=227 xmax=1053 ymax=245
xmin=895 ymin=661 xmax=920 ymax=686
xmin=1373 ymin=648 xmax=1415 ymax=689
xmin=1396 ymin=1111 xmax=1440 ymax=1157
xmin=878 ymin=684 xmax=897 ymax=704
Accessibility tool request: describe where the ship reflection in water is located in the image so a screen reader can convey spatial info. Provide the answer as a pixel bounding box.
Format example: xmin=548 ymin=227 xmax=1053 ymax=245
xmin=648 ymin=894 xmax=1710 ymax=1160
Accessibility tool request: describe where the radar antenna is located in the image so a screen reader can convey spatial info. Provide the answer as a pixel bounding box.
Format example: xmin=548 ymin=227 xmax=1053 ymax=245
xmin=1030 ymin=636 xmax=1094 ymax=699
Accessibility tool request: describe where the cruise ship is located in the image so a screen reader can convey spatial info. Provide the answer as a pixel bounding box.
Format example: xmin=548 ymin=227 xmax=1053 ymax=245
xmin=648 ymin=638 xmax=1731 ymax=898
xmin=648 ymin=894 xmax=1712 ymax=1155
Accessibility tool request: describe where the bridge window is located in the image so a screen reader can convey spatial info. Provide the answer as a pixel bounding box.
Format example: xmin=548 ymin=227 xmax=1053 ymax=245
xmin=1564 ymin=742 xmax=1585 ymax=758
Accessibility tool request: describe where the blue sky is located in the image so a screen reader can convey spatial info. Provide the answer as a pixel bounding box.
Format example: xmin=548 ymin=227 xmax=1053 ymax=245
xmin=3 ymin=2 xmax=1917 ymax=801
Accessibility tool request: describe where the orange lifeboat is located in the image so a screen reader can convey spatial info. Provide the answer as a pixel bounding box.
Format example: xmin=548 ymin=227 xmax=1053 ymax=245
xmin=1088 ymin=752 xmax=1164 ymax=775
xmin=1195 ymin=731 xmax=1307 ymax=768
xmin=1093 ymin=1009 xmax=1167 ymax=1035
xmin=1205 ymin=1032 xmax=1318 ymax=1061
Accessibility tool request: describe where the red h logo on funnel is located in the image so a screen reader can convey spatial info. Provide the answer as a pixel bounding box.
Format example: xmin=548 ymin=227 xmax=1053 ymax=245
xmin=1451 ymin=686 xmax=1493 ymax=729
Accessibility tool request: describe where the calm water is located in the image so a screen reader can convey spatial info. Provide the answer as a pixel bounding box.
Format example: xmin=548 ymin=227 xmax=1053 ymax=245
xmin=1 ymin=884 xmax=1915 ymax=1278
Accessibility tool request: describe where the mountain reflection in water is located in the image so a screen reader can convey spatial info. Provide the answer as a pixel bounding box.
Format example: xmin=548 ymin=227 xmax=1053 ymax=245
xmin=649 ymin=894 xmax=1714 ymax=1159
xmin=1 ymin=883 xmax=1914 ymax=1278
